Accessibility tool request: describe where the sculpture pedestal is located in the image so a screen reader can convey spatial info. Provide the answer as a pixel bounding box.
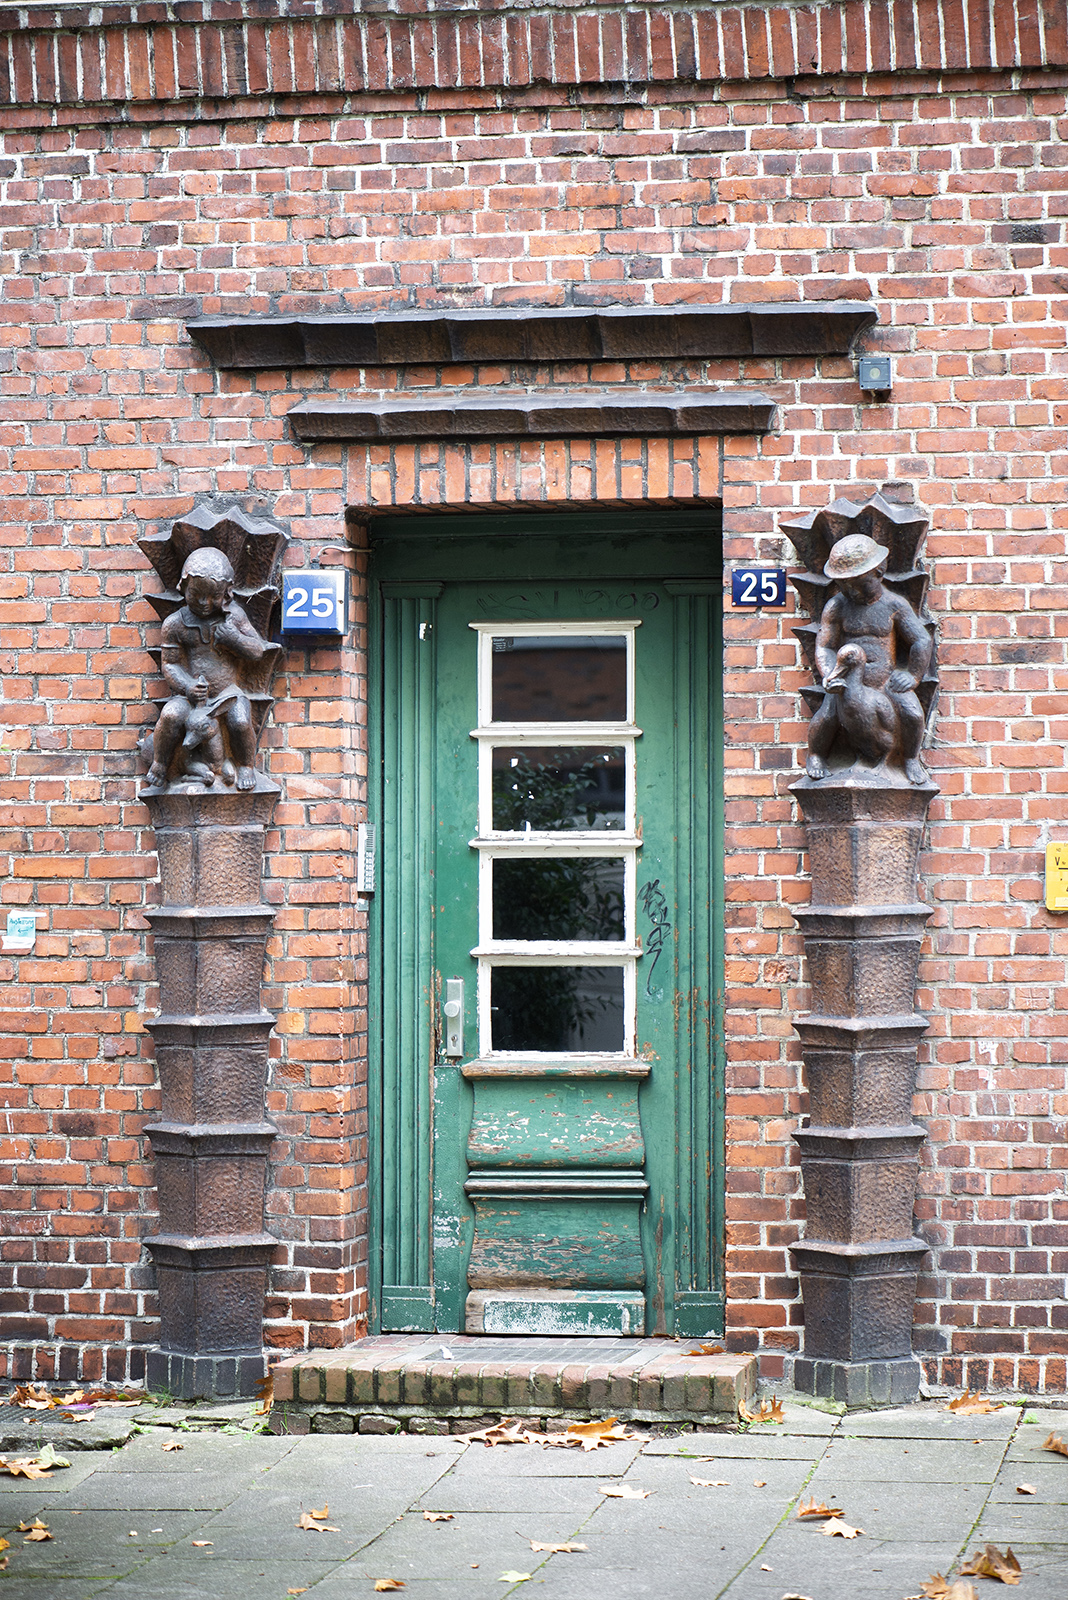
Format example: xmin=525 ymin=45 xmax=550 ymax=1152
xmin=142 ymin=780 xmax=279 ymax=1399
xmin=789 ymin=774 xmax=937 ymax=1408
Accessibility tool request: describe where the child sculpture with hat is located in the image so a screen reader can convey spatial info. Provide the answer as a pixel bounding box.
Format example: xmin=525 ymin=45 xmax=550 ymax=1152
xmin=807 ymin=532 xmax=932 ymax=785
xmin=145 ymin=546 xmax=273 ymax=791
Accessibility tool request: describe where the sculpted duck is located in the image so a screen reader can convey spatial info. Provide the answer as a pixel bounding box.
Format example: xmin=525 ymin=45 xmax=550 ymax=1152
xmin=806 ymin=533 xmax=932 ymax=785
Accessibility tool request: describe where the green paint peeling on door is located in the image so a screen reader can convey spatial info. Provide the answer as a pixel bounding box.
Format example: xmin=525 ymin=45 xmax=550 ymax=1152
xmin=368 ymin=512 xmax=725 ymax=1337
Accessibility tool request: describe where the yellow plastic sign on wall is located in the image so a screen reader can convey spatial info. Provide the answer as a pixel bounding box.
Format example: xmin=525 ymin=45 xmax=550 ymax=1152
xmin=1045 ymin=843 xmax=1068 ymax=911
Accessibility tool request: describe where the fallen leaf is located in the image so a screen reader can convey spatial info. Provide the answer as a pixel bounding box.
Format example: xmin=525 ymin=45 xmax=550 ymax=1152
xmin=686 ymin=1343 xmax=725 ymax=1355
xmin=254 ymin=1371 xmax=274 ymax=1416
xmin=35 ymin=1443 xmax=70 ymax=1470
xmin=598 ymin=1483 xmax=651 ymax=1499
xmin=297 ymin=1512 xmax=339 ymax=1532
xmin=309 ymin=1505 xmax=329 ymax=1520
xmin=423 ymin=1512 xmax=453 ymax=1522
xmin=739 ymin=1395 xmax=784 ymax=1424
xmin=1015 ymin=1483 xmax=1037 ymax=1495
xmin=760 ymin=1564 xmax=771 ymax=1571
xmin=464 ymin=1421 xmax=533 ymax=1448
xmin=0 ymin=1538 xmax=8 ymax=1553
xmin=161 ymin=1439 xmax=184 ymax=1452
xmin=959 ymin=1544 xmax=1022 ymax=1584
xmin=820 ymin=1517 xmax=864 ymax=1538
xmin=0 ymin=1556 xmax=7 ymax=1572
xmin=753 ymin=1479 xmax=767 ymax=1487
xmin=915 ymin=1585 xmax=979 ymax=1600
xmin=529 ymin=1540 xmax=587 ymax=1553
xmin=946 ymin=1390 xmax=1003 ymax=1417
xmin=566 ymin=1416 xmax=638 ymax=1451
xmin=20 ymin=1519 xmax=53 ymax=1543
xmin=797 ymin=1497 xmax=843 ymax=1520
xmin=498 ymin=1574 xmax=531 ymax=1584
xmin=14 ymin=1384 xmax=55 ymax=1410
xmin=374 ymin=1583 xmax=406 ymax=1593
xmin=287 ymin=1591 xmax=309 ymax=1596
xmin=0 ymin=1457 xmax=53 ymax=1480
xmin=1042 ymin=1431 xmax=1068 ymax=1457
xmin=690 ymin=1477 xmax=730 ymax=1487
xmin=191 ymin=1540 xmax=213 ymax=1547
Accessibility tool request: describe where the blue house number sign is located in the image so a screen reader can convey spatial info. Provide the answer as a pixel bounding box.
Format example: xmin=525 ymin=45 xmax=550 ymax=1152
xmin=281 ymin=570 xmax=347 ymax=639
xmin=731 ymin=567 xmax=787 ymax=608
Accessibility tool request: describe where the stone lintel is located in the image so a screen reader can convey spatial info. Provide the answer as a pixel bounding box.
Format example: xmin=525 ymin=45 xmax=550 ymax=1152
xmin=188 ymin=302 xmax=877 ymax=369
xmin=287 ymin=390 xmax=775 ymax=443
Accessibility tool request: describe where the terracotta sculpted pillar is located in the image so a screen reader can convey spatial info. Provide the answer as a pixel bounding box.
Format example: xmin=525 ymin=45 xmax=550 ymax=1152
xmin=138 ymin=502 xmax=288 ymax=1399
xmin=782 ymin=493 xmax=939 ymax=1407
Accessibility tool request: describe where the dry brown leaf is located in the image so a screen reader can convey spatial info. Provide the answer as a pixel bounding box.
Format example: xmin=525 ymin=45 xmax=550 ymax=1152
xmin=191 ymin=1540 xmax=213 ymax=1547
xmin=374 ymin=1582 xmax=406 ymax=1592
xmin=14 ymin=1384 xmax=55 ymax=1410
xmin=20 ymin=1519 xmax=52 ymax=1543
xmin=946 ymin=1390 xmax=1003 ymax=1417
xmin=685 ymin=1343 xmax=725 ymax=1356
xmin=254 ymin=1371 xmax=274 ymax=1416
xmin=820 ymin=1517 xmax=864 ymax=1539
xmin=959 ymin=1544 xmax=1022 ymax=1585
xmin=0 ymin=1538 xmax=8 ymax=1553
xmin=753 ymin=1479 xmax=767 ymax=1488
xmin=287 ymin=1591 xmax=309 ymax=1596
xmin=796 ymin=1497 xmax=843 ymax=1520
xmin=598 ymin=1483 xmax=651 ymax=1499
xmin=566 ymin=1417 xmax=637 ymax=1452
xmin=423 ymin=1512 xmax=453 ymax=1522
xmin=1042 ymin=1431 xmax=1068 ymax=1457
xmin=0 ymin=1455 xmax=53 ymax=1480
xmin=529 ymin=1540 xmax=587 ymax=1553
xmin=297 ymin=1511 xmax=339 ymax=1532
xmin=464 ymin=1421 xmax=533 ymax=1448
xmin=1015 ymin=1483 xmax=1037 ymax=1495
xmin=690 ymin=1477 xmax=730 ymax=1487
xmin=739 ymin=1395 xmax=784 ymax=1424
xmin=309 ymin=1505 xmax=329 ymax=1520
xmin=161 ymin=1439 xmax=184 ymax=1452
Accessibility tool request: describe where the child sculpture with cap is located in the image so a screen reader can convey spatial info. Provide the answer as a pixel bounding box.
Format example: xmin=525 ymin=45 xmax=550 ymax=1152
xmin=145 ymin=547 xmax=272 ymax=792
xmin=807 ymin=533 xmax=932 ymax=785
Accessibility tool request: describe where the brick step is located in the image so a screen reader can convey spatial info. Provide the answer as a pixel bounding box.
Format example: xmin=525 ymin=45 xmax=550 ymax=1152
xmin=270 ymin=1335 xmax=756 ymax=1435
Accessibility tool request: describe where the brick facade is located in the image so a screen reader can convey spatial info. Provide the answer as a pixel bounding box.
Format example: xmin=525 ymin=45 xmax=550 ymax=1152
xmin=1 ymin=0 xmax=1066 ymax=1393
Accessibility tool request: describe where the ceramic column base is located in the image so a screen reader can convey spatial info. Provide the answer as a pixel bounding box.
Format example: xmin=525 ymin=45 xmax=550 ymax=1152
xmin=785 ymin=1353 xmax=922 ymax=1409
xmin=145 ymin=1345 xmax=268 ymax=1401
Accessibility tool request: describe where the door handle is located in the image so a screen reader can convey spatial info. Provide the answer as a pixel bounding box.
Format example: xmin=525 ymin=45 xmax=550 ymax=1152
xmin=442 ymin=978 xmax=464 ymax=1059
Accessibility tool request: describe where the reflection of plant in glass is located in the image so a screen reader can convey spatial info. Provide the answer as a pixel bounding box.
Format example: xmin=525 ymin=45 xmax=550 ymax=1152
xmin=491 ymin=968 xmax=623 ymax=1053
xmin=491 ymin=756 xmax=623 ymax=1047
xmin=492 ymin=752 xmax=614 ymax=831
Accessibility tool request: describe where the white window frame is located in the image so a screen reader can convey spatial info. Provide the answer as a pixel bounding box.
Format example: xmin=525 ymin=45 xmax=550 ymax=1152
xmin=468 ymin=621 xmax=642 ymax=1059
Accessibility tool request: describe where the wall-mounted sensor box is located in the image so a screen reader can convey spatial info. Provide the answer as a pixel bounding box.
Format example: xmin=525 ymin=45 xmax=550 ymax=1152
xmin=281 ymin=569 xmax=347 ymax=641
xmin=858 ymin=356 xmax=892 ymax=393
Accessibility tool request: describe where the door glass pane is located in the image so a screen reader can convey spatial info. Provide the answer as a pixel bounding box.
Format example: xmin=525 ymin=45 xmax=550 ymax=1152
xmin=490 ymin=966 xmax=625 ymax=1052
xmin=492 ymin=859 xmax=625 ymax=942
xmin=491 ymin=746 xmax=625 ymax=831
xmin=491 ymin=635 xmax=627 ymax=722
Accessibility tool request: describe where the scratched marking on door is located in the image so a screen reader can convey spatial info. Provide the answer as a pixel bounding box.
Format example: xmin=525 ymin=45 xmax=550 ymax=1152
xmin=638 ymin=878 xmax=672 ymax=1001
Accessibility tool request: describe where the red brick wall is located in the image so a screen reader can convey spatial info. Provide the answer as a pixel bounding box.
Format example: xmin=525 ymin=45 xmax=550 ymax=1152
xmin=1 ymin=9 xmax=1066 ymax=1391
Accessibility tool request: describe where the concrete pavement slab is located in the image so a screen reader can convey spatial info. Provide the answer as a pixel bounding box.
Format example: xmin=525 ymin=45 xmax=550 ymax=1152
xmin=336 ymin=1508 xmax=596 ymax=1581
xmin=840 ymin=1402 xmax=1020 ymax=1440
xmin=641 ymin=1432 xmax=828 ymax=1459
xmin=805 ymin=1436 xmax=1008 ymax=1484
xmin=444 ymin=1439 xmax=644 ymax=1476
xmin=97 ymin=1555 xmax=341 ymax=1600
xmin=0 ymin=1455 xmax=103 ymax=1495
xmin=988 ymin=1460 xmax=1068 ymax=1498
xmin=88 ymin=1430 xmax=297 ymax=1474
xmin=718 ymin=1540 xmax=971 ymax=1600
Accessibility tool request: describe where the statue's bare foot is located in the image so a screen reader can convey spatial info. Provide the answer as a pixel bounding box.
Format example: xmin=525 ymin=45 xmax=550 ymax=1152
xmin=905 ymin=758 xmax=927 ymax=785
xmin=145 ymin=761 xmax=167 ymax=789
xmin=806 ymin=753 xmax=827 ymax=781
xmin=236 ymin=766 xmax=256 ymax=791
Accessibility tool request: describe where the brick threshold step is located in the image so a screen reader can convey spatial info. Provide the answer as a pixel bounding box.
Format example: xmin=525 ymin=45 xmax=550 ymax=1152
xmin=271 ymin=1335 xmax=756 ymax=1434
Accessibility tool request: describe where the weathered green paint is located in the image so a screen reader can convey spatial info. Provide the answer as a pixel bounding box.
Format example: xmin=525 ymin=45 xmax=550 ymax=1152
xmin=466 ymin=1195 xmax=646 ymax=1289
xmin=467 ymin=1078 xmax=645 ymax=1167
xmin=369 ymin=512 xmax=724 ymax=1336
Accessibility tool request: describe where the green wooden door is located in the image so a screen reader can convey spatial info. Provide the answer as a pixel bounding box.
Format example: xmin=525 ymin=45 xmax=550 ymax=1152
xmin=370 ymin=513 xmax=724 ymax=1337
